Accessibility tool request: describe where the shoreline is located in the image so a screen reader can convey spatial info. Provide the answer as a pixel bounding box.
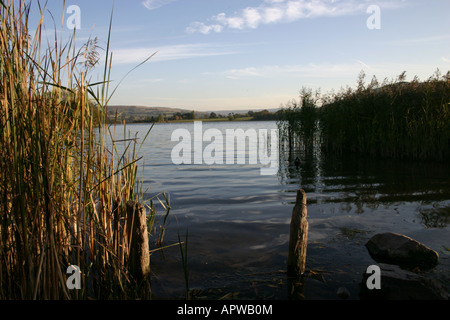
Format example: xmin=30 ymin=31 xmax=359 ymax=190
xmin=107 ymin=117 xmax=262 ymax=124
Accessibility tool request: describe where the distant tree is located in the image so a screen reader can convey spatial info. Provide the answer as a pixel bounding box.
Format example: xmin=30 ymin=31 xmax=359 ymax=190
xmin=252 ymin=109 xmax=269 ymax=120
xmin=157 ymin=114 xmax=165 ymax=123
xmin=174 ymin=112 xmax=182 ymax=120
xmin=209 ymin=112 xmax=218 ymax=119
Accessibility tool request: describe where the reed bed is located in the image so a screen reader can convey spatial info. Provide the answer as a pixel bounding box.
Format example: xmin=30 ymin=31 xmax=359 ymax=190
xmin=278 ymin=70 xmax=450 ymax=162
xmin=277 ymin=88 xmax=320 ymax=162
xmin=0 ymin=0 xmax=167 ymax=299
xmin=320 ymin=70 xmax=450 ymax=161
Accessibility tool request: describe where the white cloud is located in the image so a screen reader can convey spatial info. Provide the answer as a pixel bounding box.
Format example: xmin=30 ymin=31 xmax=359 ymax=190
xmin=285 ymin=1 xmax=304 ymax=20
xmin=388 ymin=34 xmax=450 ymax=46
xmin=186 ymin=0 xmax=406 ymax=34
xmin=243 ymin=7 xmax=262 ymax=28
xmin=219 ymin=14 xmax=245 ymax=29
xmin=217 ymin=61 xmax=447 ymax=88
xmin=219 ymin=62 xmax=384 ymax=81
xmin=110 ymin=43 xmax=237 ymax=64
xmin=222 ymin=67 xmax=265 ymax=80
xmin=142 ymin=0 xmax=177 ymax=10
xmin=186 ymin=22 xmax=223 ymax=35
xmin=263 ymin=7 xmax=284 ymax=24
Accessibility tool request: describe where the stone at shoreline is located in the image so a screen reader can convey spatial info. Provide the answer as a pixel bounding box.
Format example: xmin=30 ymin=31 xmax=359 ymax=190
xmin=359 ymin=263 xmax=450 ymax=300
xmin=365 ymin=232 xmax=439 ymax=270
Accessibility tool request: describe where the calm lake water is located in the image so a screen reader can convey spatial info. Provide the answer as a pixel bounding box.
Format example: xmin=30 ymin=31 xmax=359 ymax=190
xmin=113 ymin=121 xmax=450 ymax=300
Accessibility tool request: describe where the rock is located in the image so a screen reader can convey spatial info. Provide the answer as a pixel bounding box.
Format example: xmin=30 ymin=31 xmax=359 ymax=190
xmin=365 ymin=232 xmax=439 ymax=270
xmin=360 ymin=263 xmax=450 ymax=300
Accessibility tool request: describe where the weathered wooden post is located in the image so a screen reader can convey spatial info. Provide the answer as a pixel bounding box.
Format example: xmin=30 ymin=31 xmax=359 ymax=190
xmin=126 ymin=201 xmax=150 ymax=291
xmin=287 ymin=189 xmax=308 ymax=277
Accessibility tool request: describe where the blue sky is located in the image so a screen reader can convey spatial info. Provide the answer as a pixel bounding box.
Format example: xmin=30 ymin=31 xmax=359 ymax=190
xmin=32 ymin=0 xmax=450 ymax=111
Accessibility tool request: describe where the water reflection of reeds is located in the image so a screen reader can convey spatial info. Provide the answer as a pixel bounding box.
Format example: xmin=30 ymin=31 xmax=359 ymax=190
xmin=276 ymin=74 xmax=450 ymax=225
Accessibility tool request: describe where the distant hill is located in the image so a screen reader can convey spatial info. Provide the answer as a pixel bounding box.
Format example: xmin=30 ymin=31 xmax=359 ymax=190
xmin=106 ymin=105 xmax=209 ymax=122
xmin=106 ymin=105 xmax=280 ymax=122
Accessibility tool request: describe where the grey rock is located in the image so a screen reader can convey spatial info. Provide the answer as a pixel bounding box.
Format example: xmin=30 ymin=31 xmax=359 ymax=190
xmin=365 ymin=232 xmax=439 ymax=270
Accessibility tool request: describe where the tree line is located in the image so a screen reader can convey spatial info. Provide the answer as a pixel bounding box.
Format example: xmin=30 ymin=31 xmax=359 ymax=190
xmin=148 ymin=109 xmax=282 ymax=123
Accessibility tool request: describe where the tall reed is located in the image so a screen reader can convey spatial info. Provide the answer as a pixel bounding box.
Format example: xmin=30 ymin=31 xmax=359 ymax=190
xmin=319 ymin=70 xmax=450 ymax=161
xmin=0 ymin=0 xmax=166 ymax=299
xmin=278 ymin=70 xmax=450 ymax=162
xmin=277 ymin=87 xmax=320 ymax=160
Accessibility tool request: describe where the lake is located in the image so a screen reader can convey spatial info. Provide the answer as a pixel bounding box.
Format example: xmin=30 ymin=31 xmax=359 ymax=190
xmin=112 ymin=121 xmax=450 ymax=299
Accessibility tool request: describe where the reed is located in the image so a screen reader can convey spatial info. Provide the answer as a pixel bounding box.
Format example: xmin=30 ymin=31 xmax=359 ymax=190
xmin=277 ymin=87 xmax=320 ymax=163
xmin=319 ymin=70 xmax=450 ymax=161
xmin=278 ymin=70 xmax=450 ymax=162
xmin=0 ymin=0 xmax=167 ymax=299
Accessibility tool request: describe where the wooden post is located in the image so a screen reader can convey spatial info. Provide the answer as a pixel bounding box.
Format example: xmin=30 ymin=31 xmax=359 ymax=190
xmin=287 ymin=189 xmax=308 ymax=277
xmin=126 ymin=201 xmax=150 ymax=285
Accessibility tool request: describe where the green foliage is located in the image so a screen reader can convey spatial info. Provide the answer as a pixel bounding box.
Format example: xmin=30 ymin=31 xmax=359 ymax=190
xmin=278 ymin=70 xmax=450 ymax=162
xmin=277 ymin=88 xmax=320 ymax=158
xmin=320 ymin=70 xmax=450 ymax=161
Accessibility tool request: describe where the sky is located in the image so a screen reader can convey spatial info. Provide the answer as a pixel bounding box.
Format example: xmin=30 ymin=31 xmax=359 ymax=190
xmin=30 ymin=0 xmax=450 ymax=111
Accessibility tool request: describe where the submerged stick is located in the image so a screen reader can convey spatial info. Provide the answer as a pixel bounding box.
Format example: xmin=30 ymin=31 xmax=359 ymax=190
xmin=287 ymin=189 xmax=308 ymax=277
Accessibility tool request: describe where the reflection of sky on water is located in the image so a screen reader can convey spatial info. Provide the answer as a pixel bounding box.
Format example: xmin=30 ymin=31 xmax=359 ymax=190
xmin=111 ymin=121 xmax=450 ymax=299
